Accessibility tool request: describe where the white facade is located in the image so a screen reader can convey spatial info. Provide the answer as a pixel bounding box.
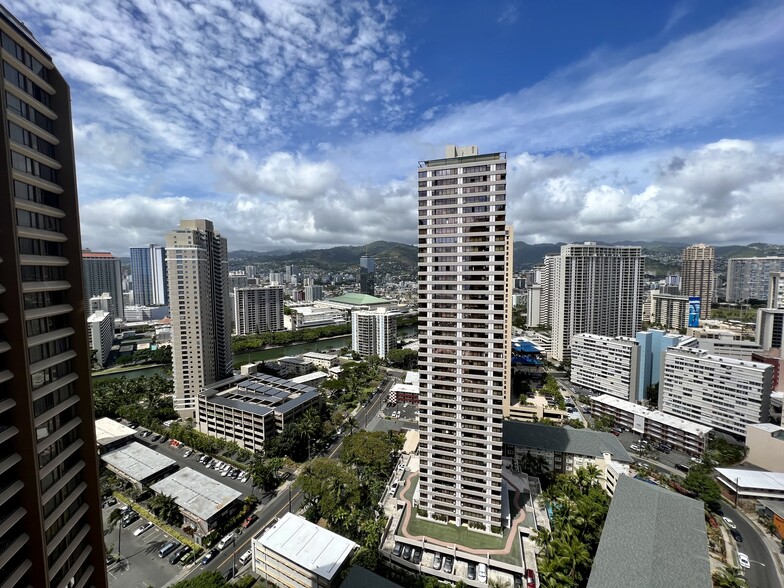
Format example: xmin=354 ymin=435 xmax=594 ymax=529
xmin=570 ymin=334 xmax=640 ymax=401
xmin=550 ymin=243 xmax=645 ymax=362
xmin=301 ymin=352 xmax=339 ymax=370
xmin=351 ymin=308 xmax=397 ymax=359
xmin=659 ymin=347 xmax=773 ymax=438
xmin=87 ymin=310 xmax=113 ymax=367
xmin=726 ymin=258 xmax=784 ymax=303
xmin=290 ymin=306 xmax=346 ymax=330
xmin=525 ymin=284 xmax=541 ymax=328
xmin=304 ymin=284 xmax=323 ymax=302
xmin=166 ymin=219 xmax=232 ymax=419
xmin=417 ymin=146 xmax=511 ymax=531
xmin=233 ymin=286 xmax=285 ymax=336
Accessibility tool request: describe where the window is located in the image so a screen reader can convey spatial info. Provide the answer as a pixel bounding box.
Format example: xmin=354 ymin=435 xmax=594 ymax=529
xmin=3 ymin=62 xmax=50 ymax=107
xmin=16 ymin=208 xmax=61 ymax=231
xmin=5 ymin=91 xmax=54 ymax=133
xmin=8 ymin=121 xmax=55 ymax=157
xmin=20 ymin=264 xmax=66 ymax=283
xmin=1 ymin=32 xmax=49 ymax=81
xmin=11 ymin=151 xmax=58 ymax=183
xmin=18 ymin=237 xmax=63 ymax=256
xmin=13 ymin=179 xmax=59 ymax=206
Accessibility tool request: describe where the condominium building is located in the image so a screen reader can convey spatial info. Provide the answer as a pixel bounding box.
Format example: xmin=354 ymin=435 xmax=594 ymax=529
xmin=757 ymin=309 xmax=784 ymax=351
xmin=304 ymin=284 xmax=323 ymax=303
xmin=166 ymin=219 xmax=232 ymax=419
xmin=82 ymin=249 xmax=123 ymax=321
xmin=359 ymin=254 xmax=375 ymax=295
xmin=417 ymin=145 xmax=511 ymax=531
xmin=129 ymin=244 xmax=168 ymax=306
xmin=570 ymin=334 xmax=640 ymax=401
xmin=351 ymin=308 xmax=397 ymax=359
xmin=681 ymin=244 xmax=715 ymax=319
xmin=550 ymin=243 xmax=645 ymax=362
xmin=87 ymin=310 xmax=113 ymax=367
xmin=659 ymin=347 xmax=773 ymax=438
xmin=228 ymin=270 xmax=248 ymax=291
xmin=233 ymin=286 xmax=284 ymax=336
xmin=650 ymin=292 xmax=689 ymax=330
xmin=725 ymin=257 xmax=784 ymax=303
xmin=525 ymin=283 xmax=541 ymax=328
xmin=0 ymin=6 xmax=107 ymax=585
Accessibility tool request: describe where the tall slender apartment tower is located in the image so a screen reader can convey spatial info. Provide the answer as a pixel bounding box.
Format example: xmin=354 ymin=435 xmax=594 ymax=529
xmin=166 ymin=220 xmax=232 ymax=419
xmin=417 ymin=145 xmax=511 ymax=531
xmin=681 ymin=244 xmax=714 ymax=319
xmin=82 ymin=250 xmax=123 ymax=321
xmin=550 ymin=243 xmax=645 ymax=362
xmin=0 ymin=6 xmax=108 ymax=586
xmin=359 ymin=254 xmax=375 ymax=295
xmin=130 ymin=244 xmax=168 ymax=306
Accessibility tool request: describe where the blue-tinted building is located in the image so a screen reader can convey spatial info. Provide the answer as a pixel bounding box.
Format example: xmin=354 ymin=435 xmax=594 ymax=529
xmin=635 ymin=330 xmax=697 ymax=401
xmin=130 ymin=244 xmax=168 ymax=306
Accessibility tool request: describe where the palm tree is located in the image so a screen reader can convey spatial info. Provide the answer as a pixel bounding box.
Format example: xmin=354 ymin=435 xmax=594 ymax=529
xmin=712 ymin=567 xmax=748 ymax=588
xmin=106 ymin=507 xmax=125 ymax=558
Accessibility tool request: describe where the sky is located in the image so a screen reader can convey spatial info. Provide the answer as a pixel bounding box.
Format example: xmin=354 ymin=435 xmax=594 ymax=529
xmin=8 ymin=0 xmax=784 ymax=254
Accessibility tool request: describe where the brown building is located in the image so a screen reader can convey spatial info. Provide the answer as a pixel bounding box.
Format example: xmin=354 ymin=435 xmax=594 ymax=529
xmin=0 ymin=6 xmax=107 ymax=586
xmin=681 ymin=244 xmax=715 ymax=319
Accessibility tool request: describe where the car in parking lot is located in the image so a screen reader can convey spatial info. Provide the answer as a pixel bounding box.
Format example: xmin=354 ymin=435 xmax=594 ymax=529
xmin=467 ymin=562 xmax=476 ymax=580
xmin=738 ymin=553 xmax=750 ymax=569
xmin=412 ymin=548 xmax=422 ymax=564
xmin=443 ymin=556 xmax=453 ymax=573
xmin=121 ymin=511 xmax=139 ymax=527
xmin=433 ymin=553 xmax=443 ymax=570
xmin=102 ymin=496 xmax=117 ymax=507
xmin=239 ymin=473 xmax=249 ymax=483
xmin=201 ymin=549 xmax=219 ymax=565
xmin=630 ymin=444 xmax=641 ymax=451
xmin=158 ymin=541 xmax=179 ymax=558
xmin=134 ymin=521 xmax=153 ymax=536
xmin=183 ymin=449 xmax=193 ymax=458
xmin=723 ymin=517 xmax=737 ymax=530
xmin=478 ymin=563 xmax=488 ymax=582
xmin=169 ymin=545 xmax=191 ymax=564
xmin=150 ymin=434 xmax=160 ymax=442
xmin=242 ymin=514 xmax=258 ymax=528
xmin=402 ymin=545 xmax=412 ymax=560
xmin=392 ymin=543 xmax=402 ymax=557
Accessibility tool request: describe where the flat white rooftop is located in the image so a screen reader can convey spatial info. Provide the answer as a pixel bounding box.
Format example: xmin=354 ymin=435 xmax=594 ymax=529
xmin=151 ymin=467 xmax=242 ymax=522
xmin=716 ymin=468 xmax=784 ymax=492
xmin=391 ymin=383 xmax=418 ymax=395
xmin=593 ymin=395 xmax=712 ymax=436
xmin=255 ymin=512 xmax=357 ymax=582
xmin=101 ymin=442 xmax=176 ymax=483
xmin=290 ymin=371 xmax=328 ymax=384
xmin=94 ymin=417 xmax=136 ymax=446
xmin=404 ymin=371 xmax=419 ymax=386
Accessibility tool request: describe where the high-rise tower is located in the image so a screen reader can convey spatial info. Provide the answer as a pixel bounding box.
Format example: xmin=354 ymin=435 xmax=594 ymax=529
xmin=417 ymin=145 xmax=511 ymax=531
xmin=130 ymin=244 xmax=168 ymax=306
xmin=82 ymin=250 xmax=123 ymax=321
xmin=0 ymin=6 xmax=107 ymax=585
xmin=550 ymin=243 xmax=645 ymax=362
xmin=681 ymin=244 xmax=715 ymax=319
xmin=359 ymin=254 xmax=375 ymax=295
xmin=166 ymin=220 xmax=232 ymax=419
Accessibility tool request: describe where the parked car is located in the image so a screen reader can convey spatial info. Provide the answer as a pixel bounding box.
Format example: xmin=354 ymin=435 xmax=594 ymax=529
xmin=478 ymin=563 xmax=488 ymax=582
xmin=402 ymin=545 xmax=412 ymax=560
xmin=444 ymin=556 xmax=453 ymax=573
xmin=169 ymin=545 xmax=191 ymax=564
xmin=723 ymin=517 xmax=737 ymax=530
xmin=183 ymin=449 xmax=193 ymax=458
xmin=412 ymin=548 xmax=422 ymax=564
xmin=392 ymin=543 xmax=403 ymax=557
xmin=121 ymin=512 xmax=139 ymax=528
xmin=134 ymin=522 xmax=153 ymax=536
xmin=467 ymin=562 xmax=477 ymax=580
xmin=217 ymin=532 xmax=235 ymax=550
xmin=158 ymin=541 xmax=179 ymax=558
xmin=239 ymin=549 xmax=253 ymax=566
xmin=242 ymin=514 xmax=258 ymax=528
xmin=102 ymin=496 xmax=117 ymax=507
xmin=433 ymin=553 xmax=443 ymax=570
xmin=150 ymin=434 xmax=160 ymax=442
xmin=201 ymin=549 xmax=219 ymax=565
xmin=630 ymin=444 xmax=641 ymax=451
xmin=731 ymin=529 xmax=743 ymax=542
xmin=239 ymin=473 xmax=250 ymax=483
xmin=526 ymin=568 xmax=537 ymax=587
xmin=738 ymin=552 xmax=750 ymax=569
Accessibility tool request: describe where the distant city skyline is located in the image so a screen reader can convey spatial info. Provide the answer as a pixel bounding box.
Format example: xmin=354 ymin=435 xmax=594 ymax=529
xmin=7 ymin=0 xmax=784 ymax=253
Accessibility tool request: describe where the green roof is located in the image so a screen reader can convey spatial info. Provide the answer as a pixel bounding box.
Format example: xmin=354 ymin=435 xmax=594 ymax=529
xmin=327 ymin=293 xmax=390 ymax=306
xmin=587 ymin=476 xmax=711 ymax=588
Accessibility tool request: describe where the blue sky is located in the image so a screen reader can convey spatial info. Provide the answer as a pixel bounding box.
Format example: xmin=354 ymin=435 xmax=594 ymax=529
xmin=9 ymin=0 xmax=784 ymax=253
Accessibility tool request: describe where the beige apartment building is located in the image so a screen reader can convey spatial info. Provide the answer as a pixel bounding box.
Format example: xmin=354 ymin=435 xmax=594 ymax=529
xmin=233 ymin=285 xmax=284 ymax=336
xmin=0 ymin=5 xmax=108 ymax=585
xmin=417 ymin=145 xmax=512 ymax=531
xmin=167 ymin=219 xmax=232 ymax=419
xmin=681 ymin=244 xmax=715 ymax=319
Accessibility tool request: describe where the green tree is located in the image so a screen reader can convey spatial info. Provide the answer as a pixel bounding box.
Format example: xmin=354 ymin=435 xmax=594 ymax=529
xmin=250 ymin=455 xmax=284 ymax=492
xmin=148 ymin=493 xmax=182 ymax=526
xmin=683 ymin=465 xmax=722 ymax=507
xmin=386 ymin=348 xmax=418 ymax=370
xmin=170 ymin=571 xmax=227 ymax=588
xmin=712 ymin=566 xmax=749 ymax=588
xmin=340 ymin=431 xmax=396 ymax=481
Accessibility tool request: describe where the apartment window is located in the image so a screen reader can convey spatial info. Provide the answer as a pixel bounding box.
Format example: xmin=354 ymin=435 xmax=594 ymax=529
xmin=33 ymin=382 xmax=76 ymax=419
xmin=3 ymin=62 xmax=50 ymax=107
xmin=5 ymin=91 xmax=54 ymax=133
xmin=29 ymin=336 xmax=72 ymax=364
xmin=8 ymin=121 xmax=55 ymax=157
xmin=20 ymin=264 xmax=66 ymax=282
xmin=1 ymin=31 xmax=49 ymax=81
xmin=26 ymin=312 xmax=69 ymax=337
xmin=11 ymin=151 xmax=58 ymax=183
xmin=18 ymin=236 xmax=63 ymax=256
xmin=13 ymin=179 xmax=59 ymax=206
xmin=31 ymin=358 xmax=73 ymax=391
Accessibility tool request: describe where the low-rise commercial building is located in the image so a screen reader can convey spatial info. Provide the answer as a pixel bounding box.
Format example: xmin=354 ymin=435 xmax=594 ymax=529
xmin=570 ymin=334 xmax=640 ymax=401
xmin=252 ymin=512 xmax=358 ymax=588
xmin=94 ymin=417 xmax=137 ymax=453
xmin=591 ymin=394 xmax=712 ymax=456
xmin=388 ymin=383 xmax=419 ymax=405
xmin=101 ymin=442 xmax=178 ymax=490
xmin=278 ymin=356 xmax=314 ymax=377
xmin=745 ymin=423 xmax=784 ymax=471
xmin=716 ymin=468 xmax=784 ymax=503
xmin=197 ymin=374 xmax=321 ymax=452
xmin=290 ymin=371 xmax=329 ymax=388
xmin=302 ymin=352 xmax=339 ymax=370
xmin=587 ymin=476 xmax=711 ymax=588
xmin=289 ymin=306 xmax=348 ymax=330
xmin=151 ymin=467 xmax=242 ymax=542
xmin=659 ymin=347 xmax=773 ymax=439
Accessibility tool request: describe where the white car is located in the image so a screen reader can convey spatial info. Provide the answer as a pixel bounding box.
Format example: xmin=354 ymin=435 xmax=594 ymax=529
xmin=134 ymin=522 xmax=153 ymax=536
xmin=723 ymin=517 xmax=737 ymax=530
xmin=630 ymin=444 xmax=641 ymax=451
xmin=217 ymin=532 xmax=235 ymax=550
xmin=738 ymin=553 xmax=750 ymax=569
xmin=477 ymin=563 xmax=488 ymax=582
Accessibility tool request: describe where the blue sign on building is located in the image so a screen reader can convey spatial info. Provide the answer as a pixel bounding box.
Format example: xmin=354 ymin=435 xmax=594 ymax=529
xmin=688 ymin=296 xmax=701 ymax=327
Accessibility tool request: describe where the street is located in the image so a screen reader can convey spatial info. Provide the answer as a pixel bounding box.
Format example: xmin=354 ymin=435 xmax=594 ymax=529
xmin=722 ymin=503 xmax=779 ymax=588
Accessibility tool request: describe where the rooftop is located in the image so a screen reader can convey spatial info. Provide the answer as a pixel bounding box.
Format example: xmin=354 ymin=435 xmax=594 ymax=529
xmin=290 ymin=371 xmax=329 ymax=384
xmin=715 ymin=468 xmax=784 ymax=492
xmin=502 ymin=421 xmax=632 ymax=462
xmin=340 ymin=566 xmax=402 ymax=588
xmin=325 ymin=293 xmax=390 ymax=306
xmin=101 ymin=442 xmax=176 ymax=483
xmin=587 ymin=476 xmax=711 ymax=588
xmin=592 ymin=395 xmax=713 ymax=437
xmin=255 ymin=513 xmax=358 ymax=582
xmin=94 ymin=417 xmax=136 ymax=446
xmin=151 ymin=467 xmax=242 ymax=522
xmin=201 ymin=373 xmax=319 ymax=417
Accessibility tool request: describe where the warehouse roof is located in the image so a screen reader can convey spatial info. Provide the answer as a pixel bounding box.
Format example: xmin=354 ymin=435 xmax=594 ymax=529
xmin=587 ymin=476 xmax=711 ymax=588
xmin=101 ymin=442 xmax=176 ymax=483
xmin=502 ymin=421 xmax=632 ymax=462
xmin=151 ymin=468 xmax=241 ymax=522
xmin=94 ymin=417 xmax=136 ymax=447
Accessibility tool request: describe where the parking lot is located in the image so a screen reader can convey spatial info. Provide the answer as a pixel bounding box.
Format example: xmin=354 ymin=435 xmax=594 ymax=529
xmin=383 ymin=402 xmax=418 ymax=422
xmin=103 ymin=501 xmax=186 ymax=588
